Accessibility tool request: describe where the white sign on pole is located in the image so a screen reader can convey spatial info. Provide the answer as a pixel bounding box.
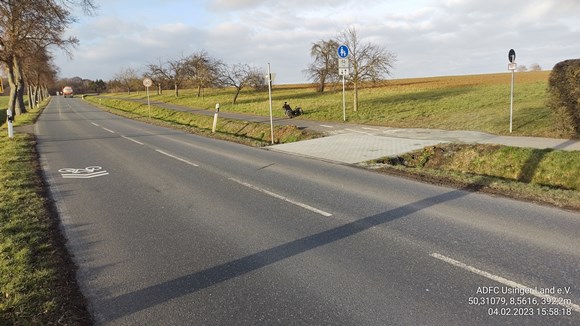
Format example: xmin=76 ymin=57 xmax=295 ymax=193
xmin=339 ymin=68 xmax=350 ymax=76
xmin=338 ymin=58 xmax=349 ymax=68
xmin=143 ymin=77 xmax=153 ymax=88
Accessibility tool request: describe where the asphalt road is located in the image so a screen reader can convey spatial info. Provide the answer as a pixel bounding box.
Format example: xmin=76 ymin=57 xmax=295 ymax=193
xmin=36 ymin=96 xmax=580 ymax=325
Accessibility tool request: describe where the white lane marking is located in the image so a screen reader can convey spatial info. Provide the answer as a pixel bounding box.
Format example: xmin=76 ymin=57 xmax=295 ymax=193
xmin=62 ymin=171 xmax=109 ymax=179
xmin=122 ymin=136 xmax=144 ymax=145
xmin=58 ymin=166 xmax=109 ymax=179
xmin=430 ymin=253 xmax=580 ymax=313
xmin=155 ymin=150 xmax=199 ymax=167
xmin=91 ymin=122 xmax=100 ymax=127
xmin=103 ymin=127 xmax=115 ymax=134
xmin=362 ymin=127 xmax=381 ymax=131
xmin=228 ymin=178 xmax=332 ymax=217
xmin=320 ymin=125 xmax=334 ymax=128
xmin=345 ymin=128 xmax=373 ymax=136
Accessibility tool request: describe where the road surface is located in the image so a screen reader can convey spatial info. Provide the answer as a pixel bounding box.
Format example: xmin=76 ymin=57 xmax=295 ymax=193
xmin=36 ymin=96 xmax=580 ymax=325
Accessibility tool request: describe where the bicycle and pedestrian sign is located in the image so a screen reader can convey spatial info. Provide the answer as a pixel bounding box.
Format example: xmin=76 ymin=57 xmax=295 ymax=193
xmin=338 ymin=45 xmax=349 ymax=58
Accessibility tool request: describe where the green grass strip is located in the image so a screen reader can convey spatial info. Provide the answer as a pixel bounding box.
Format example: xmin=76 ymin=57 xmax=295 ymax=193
xmin=0 ymin=100 xmax=90 ymax=324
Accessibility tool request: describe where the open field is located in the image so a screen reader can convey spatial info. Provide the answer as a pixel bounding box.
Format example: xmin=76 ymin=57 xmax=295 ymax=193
xmin=108 ymin=71 xmax=563 ymax=138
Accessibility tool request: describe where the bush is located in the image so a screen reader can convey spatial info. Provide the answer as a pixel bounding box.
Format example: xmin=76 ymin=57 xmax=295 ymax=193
xmin=547 ymin=59 xmax=580 ymax=137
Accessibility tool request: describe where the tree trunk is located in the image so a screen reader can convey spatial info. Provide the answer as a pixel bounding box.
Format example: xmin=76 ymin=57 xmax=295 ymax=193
xmin=28 ymin=85 xmax=34 ymax=110
xmin=353 ymin=80 xmax=359 ymax=112
xmin=174 ymin=83 xmax=179 ymax=97
xmin=232 ymin=88 xmax=241 ymax=104
xmin=319 ymin=75 xmax=326 ymax=93
xmin=7 ymin=57 xmax=27 ymax=115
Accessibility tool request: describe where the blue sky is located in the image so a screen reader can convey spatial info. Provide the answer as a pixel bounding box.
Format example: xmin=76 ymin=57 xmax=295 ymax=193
xmin=54 ymin=0 xmax=580 ymax=84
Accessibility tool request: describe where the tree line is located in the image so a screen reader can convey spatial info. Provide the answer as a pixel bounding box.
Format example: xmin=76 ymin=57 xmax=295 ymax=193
xmin=107 ymin=27 xmax=396 ymax=110
xmin=107 ymin=52 xmax=267 ymax=105
xmin=0 ymin=0 xmax=96 ymax=117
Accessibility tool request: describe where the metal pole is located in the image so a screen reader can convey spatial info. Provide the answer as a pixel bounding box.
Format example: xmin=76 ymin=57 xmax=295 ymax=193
xmin=146 ymin=86 xmax=151 ymax=120
xmin=342 ymin=74 xmax=346 ymax=121
xmin=510 ymin=70 xmax=514 ymax=133
xmin=267 ymin=63 xmax=274 ymax=144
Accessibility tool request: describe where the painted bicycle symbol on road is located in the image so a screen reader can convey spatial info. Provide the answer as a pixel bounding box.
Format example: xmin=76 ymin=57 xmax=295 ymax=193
xmin=58 ymin=166 xmax=109 ymax=179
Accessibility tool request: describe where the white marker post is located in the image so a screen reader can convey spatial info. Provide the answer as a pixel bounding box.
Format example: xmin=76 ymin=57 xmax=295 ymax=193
xmin=508 ymin=49 xmax=517 ymax=133
xmin=7 ymin=109 xmax=14 ymax=139
xmin=212 ymin=103 xmax=220 ymax=133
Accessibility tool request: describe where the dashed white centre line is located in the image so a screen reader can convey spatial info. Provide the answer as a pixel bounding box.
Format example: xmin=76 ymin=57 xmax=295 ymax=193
xmin=362 ymin=127 xmax=381 ymax=131
xmin=102 ymin=127 xmax=115 ymax=134
xmin=155 ymin=150 xmax=199 ymax=167
xmin=228 ymin=178 xmax=332 ymax=217
xmin=430 ymin=253 xmax=580 ymax=313
xmin=91 ymin=122 xmax=100 ymax=127
xmin=320 ymin=125 xmax=334 ymax=128
xmin=122 ymin=136 xmax=144 ymax=145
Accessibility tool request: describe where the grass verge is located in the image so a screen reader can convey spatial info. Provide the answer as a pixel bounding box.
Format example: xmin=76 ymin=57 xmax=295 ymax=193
xmin=364 ymin=144 xmax=580 ymax=210
xmin=0 ymin=100 xmax=92 ymax=324
xmin=85 ymin=96 xmax=322 ymax=145
xmin=105 ymin=71 xmax=567 ymax=138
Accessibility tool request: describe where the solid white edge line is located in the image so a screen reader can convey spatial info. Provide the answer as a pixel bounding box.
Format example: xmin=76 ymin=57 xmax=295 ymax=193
xmin=228 ymin=178 xmax=332 ymax=217
xmin=320 ymin=125 xmax=334 ymax=128
xmin=102 ymin=127 xmax=115 ymax=133
xmin=122 ymin=136 xmax=144 ymax=145
xmin=155 ymin=149 xmax=199 ymax=167
xmin=430 ymin=253 xmax=580 ymax=313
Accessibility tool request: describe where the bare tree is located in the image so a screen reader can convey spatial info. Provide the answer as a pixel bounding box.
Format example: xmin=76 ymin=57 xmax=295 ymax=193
xmin=339 ymin=27 xmax=397 ymax=111
xmin=147 ymin=56 xmax=189 ymax=97
xmin=529 ymin=63 xmax=542 ymax=71
xmin=517 ymin=65 xmax=528 ymax=72
xmin=186 ymin=51 xmax=222 ymax=98
xmin=113 ymin=66 xmax=139 ymax=94
xmin=146 ymin=58 xmax=169 ymax=95
xmin=24 ymin=48 xmax=58 ymax=109
xmin=305 ymin=39 xmax=339 ymax=92
xmin=246 ymin=66 xmax=267 ymax=91
xmin=217 ymin=63 xmax=254 ymax=104
xmin=0 ymin=0 xmax=96 ymax=115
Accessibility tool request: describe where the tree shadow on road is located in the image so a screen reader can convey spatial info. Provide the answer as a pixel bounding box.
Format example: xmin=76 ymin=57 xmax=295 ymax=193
xmin=101 ymin=178 xmax=492 ymax=322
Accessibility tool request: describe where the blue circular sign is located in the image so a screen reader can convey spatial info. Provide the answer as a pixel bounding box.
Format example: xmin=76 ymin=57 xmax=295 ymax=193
xmin=338 ymin=45 xmax=349 ymax=58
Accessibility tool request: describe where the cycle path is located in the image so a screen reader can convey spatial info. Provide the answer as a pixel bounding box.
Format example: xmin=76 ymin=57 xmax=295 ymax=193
xmin=104 ymin=97 xmax=580 ymax=164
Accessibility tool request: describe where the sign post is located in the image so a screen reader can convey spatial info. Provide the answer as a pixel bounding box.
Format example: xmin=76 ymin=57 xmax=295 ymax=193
xmin=508 ymin=49 xmax=516 ymax=133
xmin=267 ymin=63 xmax=275 ymax=144
xmin=338 ymin=45 xmax=350 ymax=121
xmin=143 ymin=78 xmax=153 ymax=120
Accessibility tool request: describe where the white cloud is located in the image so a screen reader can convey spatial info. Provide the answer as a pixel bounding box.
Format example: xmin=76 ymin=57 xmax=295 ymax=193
xmin=53 ymin=0 xmax=580 ymax=82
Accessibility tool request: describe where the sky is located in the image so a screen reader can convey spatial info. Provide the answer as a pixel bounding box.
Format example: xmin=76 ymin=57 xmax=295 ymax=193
xmin=54 ymin=0 xmax=580 ymax=84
